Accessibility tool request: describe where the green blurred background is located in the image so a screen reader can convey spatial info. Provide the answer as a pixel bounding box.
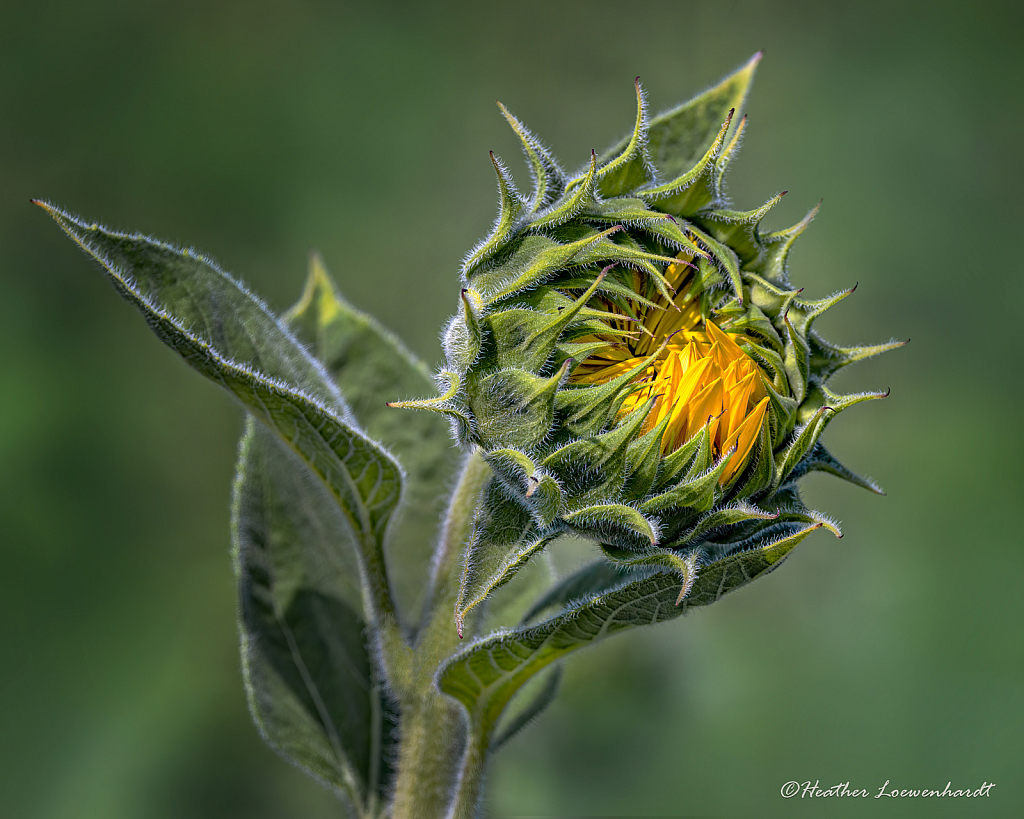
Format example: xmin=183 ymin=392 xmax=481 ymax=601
xmin=2 ymin=1 xmax=1021 ymax=817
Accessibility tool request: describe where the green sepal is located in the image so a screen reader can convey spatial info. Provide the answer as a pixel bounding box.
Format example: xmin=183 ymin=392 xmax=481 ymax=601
xmin=623 ymin=410 xmax=672 ymax=499
xmin=744 ymin=271 xmax=803 ymax=320
xmin=438 ymin=518 xmax=820 ymax=751
xmin=463 ymin=153 xmax=525 ymax=274
xmin=751 ymin=201 xmax=819 ymax=285
xmin=799 ymin=380 xmax=889 ymax=422
xmin=465 ymin=361 xmax=568 ymax=450
xmin=726 ymin=416 xmax=776 ymax=499
xmin=484 ymin=448 xmax=561 ymax=527
xmin=449 ymin=287 xmax=485 ymax=371
xmin=656 ymin=423 xmax=711 ymax=488
xmin=530 ymin=149 xmax=597 ymax=231
xmin=784 ymin=442 xmax=885 ymax=495
xmin=541 ymin=396 xmax=656 ymax=504
xmin=555 ymin=335 xmax=672 ymax=436
xmin=770 ymin=503 xmax=842 ymax=539
xmin=699 ymin=190 xmax=787 ymax=267
xmin=638 ymin=111 xmax=732 ymax=217
xmin=712 ymin=113 xmax=747 ymax=198
xmin=722 ymin=304 xmax=784 ymax=352
xmin=671 ymin=501 xmax=777 ymax=548
xmin=688 ymin=224 xmax=745 ymax=303
xmin=596 ymin=78 xmax=655 ymax=198
xmin=555 ymin=269 xmax=662 ymax=312
xmin=470 ymin=228 xmax=619 ymax=304
xmin=743 ymin=339 xmax=790 ymax=394
xmin=486 ymin=268 xmax=609 ymax=372
xmin=562 ymin=503 xmax=658 ymax=551
xmin=640 ymin=443 xmax=734 ymax=516
xmin=787 ymin=283 xmax=857 ymax=337
xmin=580 ymin=197 xmax=670 ymax=228
xmin=771 ymin=405 xmax=834 ymax=492
xmin=761 ymin=376 xmax=799 ymax=442
xmin=782 ymin=312 xmax=810 ymax=403
xmin=455 ymin=480 xmax=557 ymax=639
xmin=387 ymin=370 xmax=474 ymax=444
xmin=498 ymin=101 xmax=566 ymax=212
xmin=808 ymin=331 xmax=908 ymax=382
xmin=601 ymin=544 xmax=700 ymax=605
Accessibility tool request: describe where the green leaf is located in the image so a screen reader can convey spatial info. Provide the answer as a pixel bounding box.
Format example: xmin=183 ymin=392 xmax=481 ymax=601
xmin=645 ymin=52 xmax=760 ymax=182
xmin=286 ymin=255 xmax=459 ymax=620
xmin=39 ymin=203 xmax=402 ymax=617
xmin=438 ymin=521 xmax=822 ymax=739
xmin=233 ymin=421 xmax=395 ymax=807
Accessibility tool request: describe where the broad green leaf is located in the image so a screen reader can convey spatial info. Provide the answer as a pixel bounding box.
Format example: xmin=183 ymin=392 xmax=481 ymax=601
xmin=286 ymin=255 xmax=459 ymax=619
xmin=645 ymin=52 xmax=760 ymax=182
xmin=439 ymin=521 xmax=822 ymax=738
xmin=39 ymin=203 xmax=401 ymax=615
xmin=233 ymin=421 xmax=395 ymax=806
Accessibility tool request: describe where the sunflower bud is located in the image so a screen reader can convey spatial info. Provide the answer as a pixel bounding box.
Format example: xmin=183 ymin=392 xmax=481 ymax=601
xmin=394 ymin=55 xmax=901 ymax=603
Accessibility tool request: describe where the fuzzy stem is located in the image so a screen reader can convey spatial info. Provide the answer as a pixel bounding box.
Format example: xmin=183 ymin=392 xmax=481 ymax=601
xmin=422 ymin=448 xmax=491 ymax=631
xmin=388 ymin=449 xmax=492 ymax=818
xmin=446 ymin=720 xmax=490 ymax=819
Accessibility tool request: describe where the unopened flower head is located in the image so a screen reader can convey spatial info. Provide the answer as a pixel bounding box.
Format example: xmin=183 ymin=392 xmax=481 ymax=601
xmin=393 ymin=54 xmax=901 ymax=578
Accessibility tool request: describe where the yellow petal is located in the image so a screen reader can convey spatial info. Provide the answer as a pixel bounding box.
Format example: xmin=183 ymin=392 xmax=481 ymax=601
xmin=720 ymin=396 xmax=769 ymax=483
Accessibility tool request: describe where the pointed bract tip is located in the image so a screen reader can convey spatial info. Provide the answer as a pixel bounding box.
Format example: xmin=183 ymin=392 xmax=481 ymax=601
xmin=751 ymin=50 xmax=765 ymax=65
xmin=525 ymin=476 xmax=540 ymax=498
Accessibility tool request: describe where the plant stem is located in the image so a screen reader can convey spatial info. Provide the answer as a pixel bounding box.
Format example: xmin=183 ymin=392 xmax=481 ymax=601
xmin=387 ymin=449 xmax=493 ymax=818
xmin=446 ymin=719 xmax=490 ymax=819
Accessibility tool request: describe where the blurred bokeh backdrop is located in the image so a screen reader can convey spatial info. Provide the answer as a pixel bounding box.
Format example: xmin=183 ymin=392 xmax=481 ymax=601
xmin=2 ymin=1 xmax=1021 ymax=817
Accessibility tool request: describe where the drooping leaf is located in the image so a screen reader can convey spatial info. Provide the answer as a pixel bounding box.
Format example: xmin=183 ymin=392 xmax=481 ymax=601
xmin=439 ymin=521 xmax=822 ymax=740
xmin=39 ymin=204 xmax=401 ymax=615
xmin=233 ymin=421 xmax=396 ymax=807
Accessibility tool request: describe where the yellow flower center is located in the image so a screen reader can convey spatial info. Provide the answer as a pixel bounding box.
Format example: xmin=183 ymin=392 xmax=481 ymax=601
xmin=570 ymin=256 xmax=770 ymax=484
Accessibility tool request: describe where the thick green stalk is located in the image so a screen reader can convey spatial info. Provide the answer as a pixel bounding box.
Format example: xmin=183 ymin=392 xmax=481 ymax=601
xmin=389 ymin=450 xmax=491 ymax=818
xmin=447 ymin=721 xmax=490 ymax=819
